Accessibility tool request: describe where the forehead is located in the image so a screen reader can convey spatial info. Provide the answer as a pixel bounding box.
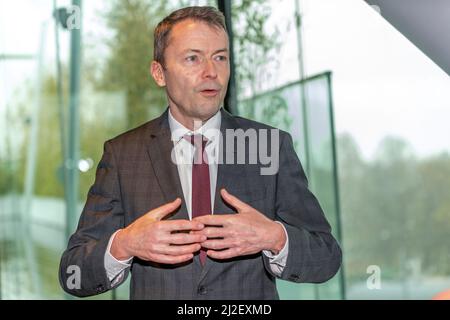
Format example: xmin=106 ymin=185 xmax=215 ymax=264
xmin=168 ymin=19 xmax=229 ymax=51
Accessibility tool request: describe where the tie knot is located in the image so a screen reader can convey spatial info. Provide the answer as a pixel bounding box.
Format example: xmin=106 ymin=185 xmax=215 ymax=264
xmin=184 ymin=134 xmax=208 ymax=149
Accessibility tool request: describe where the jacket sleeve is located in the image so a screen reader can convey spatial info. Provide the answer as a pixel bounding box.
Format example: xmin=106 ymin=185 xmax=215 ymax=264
xmin=262 ymin=132 xmax=342 ymax=283
xmin=59 ymin=140 xmax=129 ymax=297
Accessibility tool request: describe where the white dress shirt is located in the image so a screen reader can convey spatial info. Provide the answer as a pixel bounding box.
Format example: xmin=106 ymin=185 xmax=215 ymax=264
xmin=169 ymin=107 xmax=221 ymax=218
xmin=104 ymin=108 xmax=289 ymax=286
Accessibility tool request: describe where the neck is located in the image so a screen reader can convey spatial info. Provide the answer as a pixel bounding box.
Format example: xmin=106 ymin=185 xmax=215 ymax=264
xmin=169 ymin=105 xmax=219 ymax=131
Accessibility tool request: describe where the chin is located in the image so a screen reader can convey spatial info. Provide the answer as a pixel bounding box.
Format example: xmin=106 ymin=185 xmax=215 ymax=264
xmin=192 ymin=104 xmax=221 ymax=119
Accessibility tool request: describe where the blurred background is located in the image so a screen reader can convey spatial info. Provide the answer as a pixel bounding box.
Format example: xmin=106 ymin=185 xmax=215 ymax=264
xmin=1 ymin=0 xmax=449 ymax=300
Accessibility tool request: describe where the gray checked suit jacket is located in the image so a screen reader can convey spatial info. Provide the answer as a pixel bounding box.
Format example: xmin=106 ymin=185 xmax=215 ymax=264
xmin=59 ymin=108 xmax=342 ymax=299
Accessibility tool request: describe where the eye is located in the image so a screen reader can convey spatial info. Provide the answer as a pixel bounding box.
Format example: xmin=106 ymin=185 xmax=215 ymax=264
xmin=185 ymin=55 xmax=198 ymax=62
xmin=214 ymin=55 xmax=228 ymax=62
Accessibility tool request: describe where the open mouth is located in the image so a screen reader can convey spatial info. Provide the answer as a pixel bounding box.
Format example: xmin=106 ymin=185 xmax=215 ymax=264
xmin=200 ymin=89 xmax=219 ymax=97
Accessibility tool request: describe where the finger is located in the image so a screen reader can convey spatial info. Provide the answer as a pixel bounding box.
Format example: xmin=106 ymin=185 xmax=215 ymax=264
xmin=206 ymin=247 xmax=241 ymax=260
xmin=192 ymin=214 xmax=231 ymax=226
xmin=152 ymin=243 xmax=201 ymax=256
xmin=160 ymin=219 xmax=204 ymax=232
xmin=149 ymin=198 xmax=182 ymax=221
xmin=220 ymin=188 xmax=250 ymax=212
xmin=190 ymin=227 xmax=230 ymax=238
xmin=148 ymin=252 xmax=194 ymax=264
xmin=201 ymin=239 xmax=235 ymax=250
xmin=166 ymin=233 xmax=207 ymax=245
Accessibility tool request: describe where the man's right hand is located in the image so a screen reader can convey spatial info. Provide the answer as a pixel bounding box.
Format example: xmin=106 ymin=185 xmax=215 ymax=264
xmin=110 ymin=198 xmax=206 ymax=264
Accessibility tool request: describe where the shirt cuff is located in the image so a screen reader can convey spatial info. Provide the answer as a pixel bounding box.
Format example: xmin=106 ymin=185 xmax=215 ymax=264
xmin=262 ymin=221 xmax=289 ymax=268
xmin=104 ymin=230 xmax=133 ymax=282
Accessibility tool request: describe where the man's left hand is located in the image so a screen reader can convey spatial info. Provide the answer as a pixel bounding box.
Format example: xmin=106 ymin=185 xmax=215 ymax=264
xmin=191 ymin=188 xmax=287 ymax=260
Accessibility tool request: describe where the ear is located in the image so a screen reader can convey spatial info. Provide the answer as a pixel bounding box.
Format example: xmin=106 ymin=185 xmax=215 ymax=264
xmin=151 ymin=61 xmax=166 ymax=87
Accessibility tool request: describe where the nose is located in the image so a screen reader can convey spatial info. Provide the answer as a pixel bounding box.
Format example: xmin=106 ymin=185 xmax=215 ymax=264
xmin=202 ymin=59 xmax=218 ymax=79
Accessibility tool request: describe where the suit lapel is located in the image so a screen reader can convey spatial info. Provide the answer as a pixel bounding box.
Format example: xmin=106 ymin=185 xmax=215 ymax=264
xmin=213 ymin=112 xmax=245 ymax=215
xmin=145 ymin=109 xmax=189 ymax=220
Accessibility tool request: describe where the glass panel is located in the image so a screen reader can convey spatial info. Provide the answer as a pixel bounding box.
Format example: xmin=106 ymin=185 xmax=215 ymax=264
xmin=1 ymin=0 xmax=69 ymax=298
xmin=301 ymin=0 xmax=450 ymax=299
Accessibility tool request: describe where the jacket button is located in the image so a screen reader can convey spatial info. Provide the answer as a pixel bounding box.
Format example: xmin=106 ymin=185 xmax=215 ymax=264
xmin=197 ymin=285 xmax=208 ymax=295
xmin=96 ymin=285 xmax=104 ymax=292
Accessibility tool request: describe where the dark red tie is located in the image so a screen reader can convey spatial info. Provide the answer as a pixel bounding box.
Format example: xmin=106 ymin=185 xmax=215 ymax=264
xmin=186 ymin=134 xmax=210 ymax=265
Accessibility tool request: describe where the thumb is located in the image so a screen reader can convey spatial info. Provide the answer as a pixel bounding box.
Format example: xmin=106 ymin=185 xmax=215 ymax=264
xmin=220 ymin=188 xmax=248 ymax=212
xmin=148 ymin=198 xmax=182 ymax=221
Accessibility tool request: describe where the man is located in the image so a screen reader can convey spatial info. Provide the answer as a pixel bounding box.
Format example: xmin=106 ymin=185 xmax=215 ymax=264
xmin=59 ymin=6 xmax=342 ymax=299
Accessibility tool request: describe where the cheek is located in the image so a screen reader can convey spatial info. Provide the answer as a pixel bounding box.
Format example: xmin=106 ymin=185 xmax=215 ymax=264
xmin=166 ymin=70 xmax=198 ymax=99
xmin=218 ymin=65 xmax=230 ymax=82
xmin=181 ymin=70 xmax=203 ymax=95
xmin=167 ymin=70 xmax=188 ymax=89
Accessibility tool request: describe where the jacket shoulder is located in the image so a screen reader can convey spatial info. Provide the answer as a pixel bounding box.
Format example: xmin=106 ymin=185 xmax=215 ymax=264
xmin=104 ymin=117 xmax=159 ymax=149
xmin=231 ymin=114 xmax=290 ymax=138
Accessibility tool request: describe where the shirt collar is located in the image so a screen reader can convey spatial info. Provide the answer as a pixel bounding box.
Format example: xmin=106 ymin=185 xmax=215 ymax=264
xmin=168 ymin=107 xmax=222 ymax=144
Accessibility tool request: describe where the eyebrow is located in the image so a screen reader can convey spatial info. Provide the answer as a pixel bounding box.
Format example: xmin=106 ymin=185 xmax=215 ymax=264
xmin=183 ymin=48 xmax=228 ymax=55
